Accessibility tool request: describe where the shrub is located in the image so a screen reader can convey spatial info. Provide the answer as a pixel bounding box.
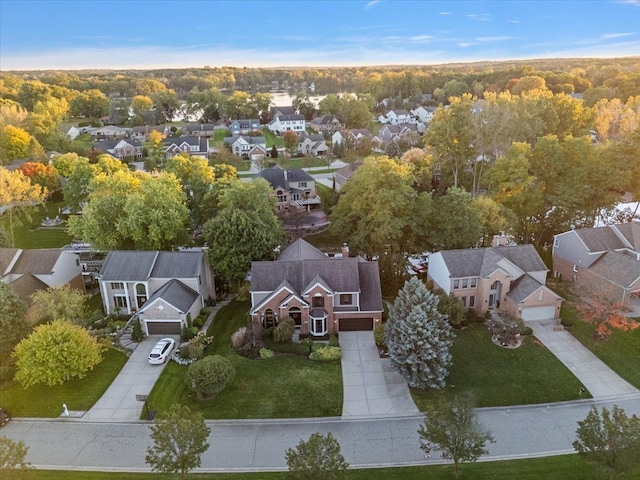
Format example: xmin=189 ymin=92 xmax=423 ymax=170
xmin=273 ymin=317 xmax=295 ymax=343
xmin=264 ymin=338 xmax=311 ymax=356
xmin=236 ymin=342 xmax=260 ymax=360
xmin=328 ymin=334 xmax=339 ymax=347
xmin=259 ymin=348 xmax=274 ymax=360
xmin=193 ymin=315 xmax=205 ymax=329
xmin=301 ymin=337 xmax=314 ymax=354
xmin=131 ymin=318 xmax=144 ymax=342
xmin=235 ymin=282 xmax=251 ymax=301
xmin=263 ymin=326 xmax=274 ymax=339
xmin=231 ymin=326 xmax=247 ymax=349
xmin=520 ymin=326 xmax=533 ymax=336
xmin=186 ymin=355 xmax=236 ymax=401
xmin=180 ymin=343 xmax=204 ymax=360
xmin=460 ymin=318 xmax=470 ymax=327
xmin=181 ymin=325 xmax=198 ymax=342
xmin=561 ymin=317 xmax=575 ymax=328
xmin=374 ymin=323 xmax=386 ymax=347
xmin=309 ymin=346 xmax=342 ymax=361
xmin=190 ymin=331 xmax=214 ymax=349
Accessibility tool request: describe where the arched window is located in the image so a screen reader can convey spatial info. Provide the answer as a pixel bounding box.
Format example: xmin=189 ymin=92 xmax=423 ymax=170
xmin=289 ymin=307 xmax=302 ymax=329
xmin=135 ymin=283 xmax=147 ymax=309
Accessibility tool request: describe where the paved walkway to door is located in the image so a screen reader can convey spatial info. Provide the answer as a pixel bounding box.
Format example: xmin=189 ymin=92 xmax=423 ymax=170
xmin=339 ymin=331 xmax=420 ymax=417
xmin=529 ymin=319 xmax=638 ymax=398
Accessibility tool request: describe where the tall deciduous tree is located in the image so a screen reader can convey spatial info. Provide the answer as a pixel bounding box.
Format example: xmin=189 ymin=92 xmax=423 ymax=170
xmin=0 ymin=125 xmax=31 ymax=163
xmin=285 ymin=432 xmax=349 ymax=480
xmin=143 ymin=129 xmax=166 ymax=171
xmin=573 ymin=405 xmax=640 ymax=480
xmin=283 ymin=130 xmax=299 ymax=157
xmin=145 ymin=404 xmax=211 ymax=480
xmin=204 ymin=179 xmax=284 ymax=285
xmin=12 ymin=320 xmax=104 ymax=387
xmin=0 ymin=436 xmax=33 ymax=479
xmin=385 ymin=276 xmax=454 ymax=389
xmin=0 ymin=167 xmax=45 ymax=246
xmin=418 ymin=395 xmax=494 ymax=478
xmin=430 ymin=188 xmax=483 ymax=250
xmin=29 ymin=285 xmax=88 ymax=324
xmin=0 ymin=282 xmax=28 ymax=358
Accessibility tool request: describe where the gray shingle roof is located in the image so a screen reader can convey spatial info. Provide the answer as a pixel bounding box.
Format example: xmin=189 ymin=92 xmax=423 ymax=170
xmin=10 ymin=249 xmax=63 ymax=274
xmin=99 ymin=251 xmax=203 ymax=281
xmin=589 ymin=251 xmax=640 ymax=288
xmin=270 ymin=114 xmax=304 ymax=122
xmin=494 ymin=245 xmax=548 ymax=273
xmin=223 ymin=135 xmax=266 ymax=145
xmin=575 ymin=226 xmax=626 ymax=252
xmin=0 ymin=248 xmax=19 ymax=275
xmin=614 ymin=222 xmax=640 ymax=251
xmin=507 ymin=275 xmax=544 ymax=303
xmin=255 ymin=165 xmax=313 ymax=190
xmin=440 ymin=245 xmax=547 ymax=279
xmin=358 ymin=261 xmax=384 ymax=311
xmin=277 ymin=238 xmax=327 ymax=262
xmin=142 ymin=279 xmax=199 ymax=314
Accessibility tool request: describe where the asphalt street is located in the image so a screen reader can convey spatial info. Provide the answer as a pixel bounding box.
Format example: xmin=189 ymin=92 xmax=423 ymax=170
xmin=4 ymin=393 xmax=640 ymax=472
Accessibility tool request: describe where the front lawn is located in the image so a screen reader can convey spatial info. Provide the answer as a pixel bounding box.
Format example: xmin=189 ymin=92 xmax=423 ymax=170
xmin=411 ymin=323 xmax=587 ymax=409
xmin=146 ymin=300 xmax=343 ymax=419
xmin=1 ymin=200 xmax=74 ymax=249
xmin=0 ymin=347 xmax=127 ymax=417
xmin=28 ymin=454 xmax=593 ymax=480
xmin=263 ymin=129 xmax=283 ymax=147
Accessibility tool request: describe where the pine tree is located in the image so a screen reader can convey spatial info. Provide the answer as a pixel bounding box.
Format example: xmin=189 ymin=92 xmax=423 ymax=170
xmin=385 ymin=276 xmax=454 ymax=389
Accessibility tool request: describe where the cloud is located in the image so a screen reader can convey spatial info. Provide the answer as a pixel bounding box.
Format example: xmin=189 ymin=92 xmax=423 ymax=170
xmin=601 ymin=32 xmax=635 ymax=39
xmin=410 ymin=35 xmax=433 ymax=43
xmin=477 ymin=36 xmax=514 ymax=42
xmin=507 ymin=19 xmax=520 ymax=23
xmin=617 ymin=0 xmax=640 ymax=5
xmin=439 ymin=11 xmax=452 ymax=15
xmin=466 ymin=13 xmax=491 ymax=22
xmin=365 ymin=0 xmax=382 ymax=9
xmin=458 ymin=42 xmax=478 ymax=48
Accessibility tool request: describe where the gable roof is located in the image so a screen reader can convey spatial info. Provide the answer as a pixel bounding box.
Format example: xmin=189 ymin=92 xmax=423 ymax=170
xmin=277 ymin=238 xmax=327 ymax=262
xmin=140 ymin=279 xmax=199 ymax=314
xmin=8 ymin=274 xmax=49 ymax=304
xmin=270 ymin=106 xmax=296 ymax=116
xmin=0 ymin=248 xmax=19 ymax=275
xmin=310 ymin=114 xmax=341 ymax=125
xmin=10 ymin=249 xmax=64 ymax=275
xmin=270 ymin=114 xmax=304 ymax=123
xmin=99 ymin=251 xmax=203 ymax=281
xmin=589 ymin=250 xmax=640 ymax=288
xmin=574 ymin=226 xmax=627 ymax=252
xmin=507 ymin=275 xmax=545 ymax=303
xmin=334 ymin=160 xmax=362 ymax=182
xmin=439 ymin=245 xmax=547 ymax=279
xmin=255 ymin=165 xmax=314 ymax=190
xmin=613 ymin=222 xmax=640 ymax=251
xmin=223 ymin=135 xmax=266 ymax=146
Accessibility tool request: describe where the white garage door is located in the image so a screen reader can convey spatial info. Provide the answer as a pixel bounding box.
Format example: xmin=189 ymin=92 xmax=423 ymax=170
xmin=521 ymin=306 xmax=556 ymax=321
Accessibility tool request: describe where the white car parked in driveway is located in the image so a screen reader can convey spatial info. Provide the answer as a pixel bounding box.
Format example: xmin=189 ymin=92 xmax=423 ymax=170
xmin=148 ymin=338 xmax=176 ymax=364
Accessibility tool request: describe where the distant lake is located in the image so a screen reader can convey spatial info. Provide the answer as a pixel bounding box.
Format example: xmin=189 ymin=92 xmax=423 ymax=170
xmin=270 ymin=91 xmax=328 ymax=107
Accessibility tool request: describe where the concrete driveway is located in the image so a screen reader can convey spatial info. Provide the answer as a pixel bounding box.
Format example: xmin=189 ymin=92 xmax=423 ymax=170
xmin=339 ymin=331 xmax=420 ymax=417
xmin=529 ymin=320 xmax=638 ymax=398
xmin=83 ymin=335 xmax=178 ymax=421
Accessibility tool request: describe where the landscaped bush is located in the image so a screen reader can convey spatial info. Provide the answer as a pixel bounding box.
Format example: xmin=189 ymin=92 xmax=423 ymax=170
xmin=180 ymin=343 xmax=204 ymax=360
xmin=309 ymin=345 xmax=341 ymax=361
xmin=181 ymin=325 xmax=198 ymax=342
xmin=192 ymin=314 xmax=205 ymax=329
xmin=231 ymin=326 xmax=247 ymax=349
xmin=186 ymin=354 xmax=236 ymax=401
xmin=329 ymin=334 xmax=339 ymax=347
xmin=263 ymin=326 xmax=274 ymax=339
xmin=374 ymin=323 xmax=386 ymax=347
xmin=520 ymin=326 xmax=533 ymax=336
xmin=131 ymin=319 xmax=144 ymax=342
xmin=259 ymin=348 xmax=274 ymax=360
xmin=561 ymin=317 xmax=575 ymax=328
xmin=190 ymin=331 xmax=214 ymax=349
xmin=235 ymin=342 xmax=260 ymax=360
xmin=264 ymin=338 xmax=311 ymax=356
xmin=273 ymin=317 xmax=295 ymax=343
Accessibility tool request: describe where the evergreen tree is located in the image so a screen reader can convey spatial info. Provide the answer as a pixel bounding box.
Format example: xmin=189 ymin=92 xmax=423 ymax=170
xmin=385 ymin=276 xmax=454 ymax=389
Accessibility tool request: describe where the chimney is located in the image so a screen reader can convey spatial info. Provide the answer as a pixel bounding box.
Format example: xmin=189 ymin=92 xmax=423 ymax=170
xmin=341 ymin=243 xmax=349 ymax=258
xmin=284 ymin=169 xmax=288 ymax=181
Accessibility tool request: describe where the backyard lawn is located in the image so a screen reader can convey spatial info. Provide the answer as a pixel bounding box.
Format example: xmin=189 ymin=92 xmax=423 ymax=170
xmin=0 ymin=200 xmax=74 ymax=249
xmin=27 ymin=454 xmax=593 ymax=480
xmin=146 ymin=300 xmax=343 ymax=419
xmin=0 ymin=347 xmax=127 ymax=417
xmin=411 ymin=323 xmax=587 ymax=409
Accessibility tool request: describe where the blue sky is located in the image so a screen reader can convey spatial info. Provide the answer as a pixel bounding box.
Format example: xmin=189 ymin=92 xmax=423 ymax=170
xmin=1 ymin=0 xmax=639 ymax=70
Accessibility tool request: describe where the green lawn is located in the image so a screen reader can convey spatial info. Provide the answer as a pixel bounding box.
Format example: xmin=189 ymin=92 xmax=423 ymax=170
xmin=1 ymin=201 xmax=74 ymax=249
xmin=562 ymin=301 xmax=640 ymax=389
xmin=146 ymin=300 xmax=343 ymax=419
xmin=277 ymin=157 xmax=327 ymax=169
xmin=26 ymin=454 xmax=596 ymax=480
xmin=0 ymin=347 xmax=127 ymax=417
xmin=263 ymin=129 xmax=283 ymax=147
xmin=208 ymin=128 xmax=231 ymax=148
xmin=411 ymin=323 xmax=587 ymax=409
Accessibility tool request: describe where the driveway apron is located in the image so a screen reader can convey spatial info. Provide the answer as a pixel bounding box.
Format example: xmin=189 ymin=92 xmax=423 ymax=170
xmin=339 ymin=331 xmax=420 ymax=417
xmin=529 ymin=319 xmax=638 ymax=398
xmin=83 ymin=335 xmax=178 ymax=420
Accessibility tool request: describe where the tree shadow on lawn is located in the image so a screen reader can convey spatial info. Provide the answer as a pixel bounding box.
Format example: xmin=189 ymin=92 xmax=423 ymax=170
xmin=411 ymin=323 xmax=587 ymax=410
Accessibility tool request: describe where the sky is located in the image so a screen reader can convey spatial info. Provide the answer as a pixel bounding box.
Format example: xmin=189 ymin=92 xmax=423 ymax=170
xmin=0 ymin=0 xmax=639 ymax=70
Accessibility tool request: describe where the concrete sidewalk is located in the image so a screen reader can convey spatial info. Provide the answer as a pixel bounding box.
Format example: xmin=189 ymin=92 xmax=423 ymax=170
xmin=83 ymin=335 xmax=177 ymax=421
xmin=340 ymin=331 xmax=420 ymax=417
xmin=529 ymin=319 xmax=638 ymax=398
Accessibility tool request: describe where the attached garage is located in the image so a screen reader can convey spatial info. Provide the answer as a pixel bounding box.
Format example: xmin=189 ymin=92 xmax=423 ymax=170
xmin=339 ymin=317 xmax=373 ymax=331
xmin=521 ymin=306 xmax=557 ymax=321
xmin=145 ymin=320 xmax=182 ymax=335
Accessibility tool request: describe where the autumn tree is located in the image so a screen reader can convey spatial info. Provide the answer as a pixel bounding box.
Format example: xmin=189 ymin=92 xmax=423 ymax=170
xmin=29 ymin=285 xmax=88 ymax=324
xmin=12 ymin=320 xmax=104 ymax=387
xmin=283 ymin=130 xmax=299 ymax=157
xmin=0 ymin=125 xmax=31 ymax=163
xmin=145 ymin=404 xmax=211 ymax=480
xmin=573 ymin=405 xmax=640 ymax=480
xmin=19 ymin=161 xmax=61 ymax=194
xmin=385 ymin=276 xmax=454 ymax=389
xmin=0 ymin=167 xmax=45 ymax=246
xmin=70 ymin=89 xmax=109 ymax=118
xmin=418 ymin=395 xmax=494 ymax=478
xmin=143 ymin=129 xmax=166 ymax=171
xmin=285 ymin=432 xmax=349 ymax=480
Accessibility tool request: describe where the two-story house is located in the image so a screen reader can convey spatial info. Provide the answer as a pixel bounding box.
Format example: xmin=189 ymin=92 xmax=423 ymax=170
xmin=254 ymin=165 xmax=321 ymax=211
xmin=332 ymin=129 xmax=382 ymax=151
xmin=297 ymin=132 xmax=328 ymax=156
xmin=91 ymin=125 xmax=131 ymax=140
xmin=268 ymin=114 xmax=306 ymax=134
xmin=0 ymin=248 xmax=84 ymax=304
xmin=183 ymin=124 xmax=216 ymax=137
xmin=229 ymin=119 xmax=261 ymax=136
xmin=309 ymin=114 xmax=344 ymax=134
xmin=428 ymin=245 xmax=562 ymax=321
xmin=378 ymin=123 xmax=418 ymax=143
xmin=553 ymin=222 xmax=640 ymax=305
xmin=98 ymin=250 xmax=215 ymax=335
xmin=378 ymin=109 xmax=415 ymax=125
xmin=163 ymin=136 xmax=210 ymax=158
xmin=410 ymin=106 xmax=436 ymax=124
xmin=223 ymin=135 xmax=267 ymax=160
xmin=131 ymin=125 xmax=171 ymax=142
xmin=93 ymin=139 xmax=143 ymax=160
xmin=250 ymin=239 xmax=383 ymax=337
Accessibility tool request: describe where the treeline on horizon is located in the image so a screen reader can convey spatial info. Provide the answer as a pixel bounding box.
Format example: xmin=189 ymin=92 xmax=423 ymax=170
xmin=2 ymin=56 xmax=639 ymax=104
